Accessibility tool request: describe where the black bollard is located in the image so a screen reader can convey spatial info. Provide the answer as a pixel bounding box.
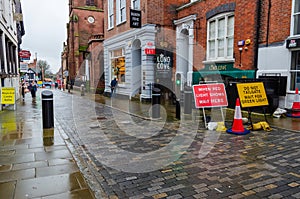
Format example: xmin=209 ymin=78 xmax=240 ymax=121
xmin=176 ymin=98 xmax=181 ymax=120
xmin=152 ymin=87 xmax=161 ymax=118
xmin=41 ymin=90 xmax=54 ymax=129
xmin=184 ymin=86 xmax=193 ymax=114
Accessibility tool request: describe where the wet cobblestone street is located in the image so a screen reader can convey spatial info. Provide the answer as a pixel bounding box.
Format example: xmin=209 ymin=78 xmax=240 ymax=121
xmin=54 ymin=90 xmax=300 ymax=199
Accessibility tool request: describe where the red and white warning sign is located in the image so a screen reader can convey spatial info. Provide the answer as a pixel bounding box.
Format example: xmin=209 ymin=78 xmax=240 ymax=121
xmin=192 ymin=83 xmax=228 ymax=108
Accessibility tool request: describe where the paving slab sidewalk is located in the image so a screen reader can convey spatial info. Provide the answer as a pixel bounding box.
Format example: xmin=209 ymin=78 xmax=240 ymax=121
xmin=0 ymin=89 xmax=95 ymax=199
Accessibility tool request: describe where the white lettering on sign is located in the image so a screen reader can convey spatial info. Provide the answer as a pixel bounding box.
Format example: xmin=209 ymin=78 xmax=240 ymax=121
xmin=156 ymin=53 xmax=170 ymax=71
xmin=193 ymin=83 xmax=228 ymax=108
xmin=289 ymin=40 xmax=297 ymax=48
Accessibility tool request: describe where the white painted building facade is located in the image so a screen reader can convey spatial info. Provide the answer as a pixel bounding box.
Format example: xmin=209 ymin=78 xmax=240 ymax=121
xmin=103 ymin=24 xmax=157 ymax=100
xmin=0 ymin=0 xmax=21 ymax=110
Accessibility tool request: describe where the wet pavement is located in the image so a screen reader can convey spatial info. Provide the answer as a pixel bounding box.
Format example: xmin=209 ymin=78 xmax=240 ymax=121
xmin=1 ymin=88 xmax=300 ymax=199
xmin=0 ymin=89 xmax=95 ymax=199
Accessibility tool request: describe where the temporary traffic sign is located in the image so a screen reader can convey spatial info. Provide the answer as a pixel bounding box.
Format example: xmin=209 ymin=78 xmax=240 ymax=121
xmin=192 ymin=83 xmax=228 ymax=108
xmin=236 ymin=82 xmax=269 ymax=108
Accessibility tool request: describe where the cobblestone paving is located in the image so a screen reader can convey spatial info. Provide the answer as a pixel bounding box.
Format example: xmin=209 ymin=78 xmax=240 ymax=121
xmin=54 ymin=90 xmax=300 ymax=199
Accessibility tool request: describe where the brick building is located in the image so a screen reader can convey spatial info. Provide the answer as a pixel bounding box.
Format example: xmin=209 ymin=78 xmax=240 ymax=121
xmin=65 ymin=0 xmax=104 ymax=91
xmin=103 ymin=0 xmax=188 ymax=100
xmin=65 ymin=0 xmax=297 ymax=108
xmin=102 ymin=0 xmax=268 ymax=100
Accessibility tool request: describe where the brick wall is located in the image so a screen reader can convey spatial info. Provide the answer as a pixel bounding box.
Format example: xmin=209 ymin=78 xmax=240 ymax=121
xmin=177 ymin=0 xmax=260 ymax=70
xmin=259 ymin=0 xmax=291 ymax=45
xmin=67 ymin=0 xmax=104 ymax=79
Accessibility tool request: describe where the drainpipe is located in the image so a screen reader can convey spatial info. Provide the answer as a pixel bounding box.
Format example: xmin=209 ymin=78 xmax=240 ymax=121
xmin=254 ymin=0 xmax=262 ymax=78
xmin=266 ymin=0 xmax=272 ymax=47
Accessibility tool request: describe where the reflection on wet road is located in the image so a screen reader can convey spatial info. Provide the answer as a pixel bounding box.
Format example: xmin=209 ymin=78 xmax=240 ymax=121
xmin=0 ymin=89 xmax=95 ymax=199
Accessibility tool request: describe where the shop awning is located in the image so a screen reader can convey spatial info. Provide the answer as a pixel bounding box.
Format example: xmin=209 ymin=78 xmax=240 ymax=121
xmin=193 ymin=70 xmax=256 ymax=84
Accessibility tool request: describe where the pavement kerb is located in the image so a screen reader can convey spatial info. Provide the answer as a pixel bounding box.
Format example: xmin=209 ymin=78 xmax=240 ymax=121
xmin=54 ymin=110 xmax=109 ymax=199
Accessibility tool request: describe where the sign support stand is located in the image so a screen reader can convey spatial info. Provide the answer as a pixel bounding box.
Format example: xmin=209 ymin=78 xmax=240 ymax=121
xmin=202 ymin=108 xmax=207 ymax=128
xmin=247 ymin=108 xmax=253 ymax=130
xmin=202 ymin=107 xmax=226 ymax=129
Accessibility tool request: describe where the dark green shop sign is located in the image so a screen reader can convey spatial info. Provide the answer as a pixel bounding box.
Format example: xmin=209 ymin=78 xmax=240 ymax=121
xmin=193 ymin=63 xmax=255 ymax=84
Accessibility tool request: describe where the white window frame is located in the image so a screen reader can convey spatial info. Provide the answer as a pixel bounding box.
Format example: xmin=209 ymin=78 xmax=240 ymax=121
xmin=108 ymin=0 xmax=114 ymax=29
xmin=116 ymin=0 xmax=126 ymax=25
xmin=206 ymin=12 xmax=234 ymax=62
xmin=292 ymin=0 xmax=300 ymax=36
xmin=110 ymin=48 xmax=126 ymax=84
xmin=131 ymin=0 xmax=140 ymax=10
xmin=290 ymin=51 xmax=300 ymax=90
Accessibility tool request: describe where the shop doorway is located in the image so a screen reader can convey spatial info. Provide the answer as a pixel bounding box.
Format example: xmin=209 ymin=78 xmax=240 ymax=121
xmin=132 ymin=39 xmax=142 ymax=96
xmin=177 ymin=29 xmax=189 ymax=84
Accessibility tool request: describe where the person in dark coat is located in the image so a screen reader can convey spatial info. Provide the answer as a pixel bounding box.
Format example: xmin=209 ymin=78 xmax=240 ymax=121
xmin=110 ymin=78 xmax=118 ymax=97
xmin=21 ymin=80 xmax=26 ymax=101
xmin=29 ymin=81 xmax=37 ymax=98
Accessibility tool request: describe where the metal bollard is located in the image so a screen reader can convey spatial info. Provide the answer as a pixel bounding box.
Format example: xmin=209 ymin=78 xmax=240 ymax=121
xmin=184 ymin=86 xmax=192 ymax=114
xmin=81 ymin=83 xmax=85 ymax=96
xmin=41 ymin=90 xmax=54 ymax=129
xmin=152 ymin=87 xmax=161 ymax=118
xmin=176 ymin=98 xmax=181 ymax=120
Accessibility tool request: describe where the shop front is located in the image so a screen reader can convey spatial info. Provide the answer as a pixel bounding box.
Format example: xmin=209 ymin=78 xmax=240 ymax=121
xmin=103 ymin=24 xmax=157 ymax=100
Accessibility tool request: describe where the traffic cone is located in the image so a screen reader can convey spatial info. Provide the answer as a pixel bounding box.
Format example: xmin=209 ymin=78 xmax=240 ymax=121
xmin=227 ymin=98 xmax=250 ymax=135
xmin=291 ymin=88 xmax=300 ymax=118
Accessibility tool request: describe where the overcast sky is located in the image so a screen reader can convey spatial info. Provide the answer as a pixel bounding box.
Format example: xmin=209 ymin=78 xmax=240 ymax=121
xmin=21 ymin=0 xmax=69 ymax=73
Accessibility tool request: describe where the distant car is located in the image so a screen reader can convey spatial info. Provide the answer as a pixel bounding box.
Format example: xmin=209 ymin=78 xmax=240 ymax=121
xmin=43 ymin=81 xmax=52 ymax=88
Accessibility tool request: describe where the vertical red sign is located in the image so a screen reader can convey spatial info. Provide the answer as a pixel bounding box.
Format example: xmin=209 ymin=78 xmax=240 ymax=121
xmin=192 ymin=83 xmax=228 ymax=108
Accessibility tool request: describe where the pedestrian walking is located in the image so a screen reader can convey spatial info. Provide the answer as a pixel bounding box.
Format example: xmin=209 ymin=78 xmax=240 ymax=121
xmin=21 ymin=80 xmax=27 ymax=101
xmin=110 ymin=78 xmax=118 ymax=97
xmin=29 ymin=81 xmax=38 ymax=98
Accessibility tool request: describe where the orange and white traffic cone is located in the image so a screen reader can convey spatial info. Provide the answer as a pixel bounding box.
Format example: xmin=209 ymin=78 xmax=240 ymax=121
xmin=291 ymin=88 xmax=300 ymax=118
xmin=227 ymin=98 xmax=250 ymax=135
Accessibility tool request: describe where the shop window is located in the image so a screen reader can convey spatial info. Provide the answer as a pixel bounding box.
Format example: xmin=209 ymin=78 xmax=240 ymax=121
xmin=291 ymin=51 xmax=300 ymax=90
xmin=110 ymin=49 xmax=125 ymax=84
xmin=207 ymin=13 xmax=234 ymax=61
